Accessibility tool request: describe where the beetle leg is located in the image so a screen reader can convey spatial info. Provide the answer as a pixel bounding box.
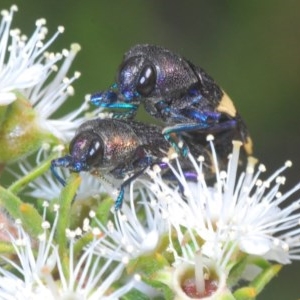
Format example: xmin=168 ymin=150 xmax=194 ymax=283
xmin=90 ymin=86 xmax=138 ymax=119
xmin=162 ymin=116 xmax=236 ymax=157
xmin=112 ymin=146 xmax=156 ymax=210
xmin=114 ymin=165 xmax=149 ymax=210
xmin=163 ymin=119 xmax=237 ymax=136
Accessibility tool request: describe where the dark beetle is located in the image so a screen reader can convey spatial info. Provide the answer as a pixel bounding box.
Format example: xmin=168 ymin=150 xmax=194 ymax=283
xmin=90 ymin=44 xmax=253 ymax=157
xmin=51 ymin=118 xmax=215 ymax=210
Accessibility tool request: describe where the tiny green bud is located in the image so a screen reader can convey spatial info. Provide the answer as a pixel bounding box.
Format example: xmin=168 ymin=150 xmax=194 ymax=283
xmin=0 ymin=94 xmax=58 ymax=163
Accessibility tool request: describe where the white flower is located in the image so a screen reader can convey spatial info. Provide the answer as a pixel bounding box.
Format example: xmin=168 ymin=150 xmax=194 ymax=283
xmin=0 ymin=202 xmax=59 ymax=296
xmin=0 ymin=202 xmax=138 ymax=299
xmin=91 ymin=188 xmax=168 ymax=262
xmin=0 ymin=5 xmax=88 ymax=142
xmin=147 ymin=136 xmax=300 ymax=265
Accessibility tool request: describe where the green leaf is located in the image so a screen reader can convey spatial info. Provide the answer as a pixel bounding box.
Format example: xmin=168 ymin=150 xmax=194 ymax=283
xmin=127 ymin=253 xmax=170 ymax=276
xmin=94 ymin=193 xmax=114 ymax=225
xmin=127 ymin=254 xmax=174 ymax=299
xmin=0 ymin=186 xmax=43 ymax=237
xmin=56 ymin=173 xmax=81 ymax=255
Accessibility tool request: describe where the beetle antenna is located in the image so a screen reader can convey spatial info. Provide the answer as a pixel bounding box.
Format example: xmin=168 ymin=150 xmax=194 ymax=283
xmin=51 ymin=156 xmax=73 ymax=186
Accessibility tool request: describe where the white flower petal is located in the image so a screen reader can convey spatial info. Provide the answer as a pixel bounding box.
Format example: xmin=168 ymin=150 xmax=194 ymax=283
xmin=239 ymin=236 xmax=272 ymax=255
xmin=0 ymin=91 xmax=16 ymax=105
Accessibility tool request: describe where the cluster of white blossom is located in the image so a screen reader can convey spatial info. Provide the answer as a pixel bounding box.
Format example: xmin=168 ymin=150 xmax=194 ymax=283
xmin=0 ymin=5 xmax=299 ymax=300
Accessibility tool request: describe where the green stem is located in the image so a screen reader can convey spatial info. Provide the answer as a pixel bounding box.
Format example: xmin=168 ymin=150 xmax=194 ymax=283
xmin=251 ymin=264 xmax=282 ymax=294
xmin=8 ymin=155 xmax=55 ymax=194
xmin=56 ymin=173 xmax=81 ymax=279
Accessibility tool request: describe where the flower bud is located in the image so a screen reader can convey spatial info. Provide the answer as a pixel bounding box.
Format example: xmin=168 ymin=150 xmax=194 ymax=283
xmin=0 ymin=95 xmax=57 ymax=163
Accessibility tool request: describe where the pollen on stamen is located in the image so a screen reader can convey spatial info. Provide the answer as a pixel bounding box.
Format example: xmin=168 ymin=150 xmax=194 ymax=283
xmin=256 ymin=179 xmax=263 ymax=187
xmin=11 ymin=5 xmax=18 ymax=12
xmin=85 ymin=93 xmax=91 ymax=101
xmin=152 ymin=164 xmax=162 ymax=174
xmin=126 ymin=244 xmax=134 ymax=253
xmin=89 ymin=210 xmax=96 ymax=218
xmin=293 ymin=202 xmax=300 ymax=209
xmin=92 ymin=227 xmax=102 ymax=237
xmin=44 ymin=52 xmax=58 ymax=65
xmin=62 ymin=48 xmax=69 ymax=57
xmin=197 ymin=155 xmax=205 ymax=162
xmin=276 ymin=176 xmax=286 ymax=185
xmin=206 ymin=134 xmax=214 ymax=142
xmin=178 ymin=140 xmax=184 ymax=149
xmin=162 ymin=157 xmax=169 ymax=164
xmin=285 ymin=160 xmax=292 ymax=168
xmin=130 ymin=273 xmax=140 ymax=282
xmin=38 ymin=232 xmax=46 ymax=241
xmin=74 ymin=71 xmax=81 ymax=79
xmin=83 ymin=218 xmax=90 ymax=232
xmin=75 ymin=227 xmax=82 ymax=236
xmin=67 ymin=86 xmax=75 ymax=95
xmin=71 ymin=43 xmax=81 ymax=53
xmin=42 ymin=201 xmax=49 ymax=208
xmin=122 ymin=256 xmax=130 ymax=265
xmin=42 ymin=221 xmax=50 ymax=229
xmin=57 ymin=26 xmax=65 ymax=33
xmin=53 ymin=204 xmax=60 ymax=211
xmin=15 ymin=219 xmax=22 ymax=225
xmin=35 ymin=18 xmax=46 ymax=27
xmin=219 ymin=170 xmax=227 ymax=180
xmin=258 ymin=164 xmax=266 ymax=172
xmin=20 ymin=33 xmax=27 ymax=41
xmin=63 ymin=77 xmax=71 ymax=84
xmin=263 ymin=181 xmax=270 ymax=188
xmin=36 ymin=41 xmax=44 ymax=48
xmin=9 ymin=28 xmax=20 ymax=37
xmin=65 ymin=228 xmax=76 ymax=239
xmin=168 ymin=151 xmax=178 ymax=160
xmin=1 ymin=10 xmax=9 ymax=20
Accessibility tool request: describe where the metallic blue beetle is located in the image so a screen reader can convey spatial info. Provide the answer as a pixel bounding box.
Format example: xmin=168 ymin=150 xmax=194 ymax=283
xmin=90 ymin=44 xmax=253 ymax=157
xmin=51 ymin=118 xmax=215 ymax=210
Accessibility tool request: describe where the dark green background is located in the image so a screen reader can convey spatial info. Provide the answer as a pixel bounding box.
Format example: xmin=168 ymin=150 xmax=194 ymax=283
xmin=2 ymin=1 xmax=300 ymax=298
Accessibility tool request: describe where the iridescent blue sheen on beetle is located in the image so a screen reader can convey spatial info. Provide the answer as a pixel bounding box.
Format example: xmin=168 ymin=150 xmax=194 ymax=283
xmin=51 ymin=118 xmax=216 ymax=210
xmin=90 ymin=44 xmax=253 ymax=156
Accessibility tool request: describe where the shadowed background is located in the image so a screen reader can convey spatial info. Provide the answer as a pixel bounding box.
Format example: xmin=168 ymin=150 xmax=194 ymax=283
xmin=2 ymin=1 xmax=300 ymax=298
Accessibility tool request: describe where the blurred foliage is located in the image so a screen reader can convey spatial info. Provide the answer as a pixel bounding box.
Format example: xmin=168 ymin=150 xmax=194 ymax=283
xmin=1 ymin=1 xmax=300 ymax=298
